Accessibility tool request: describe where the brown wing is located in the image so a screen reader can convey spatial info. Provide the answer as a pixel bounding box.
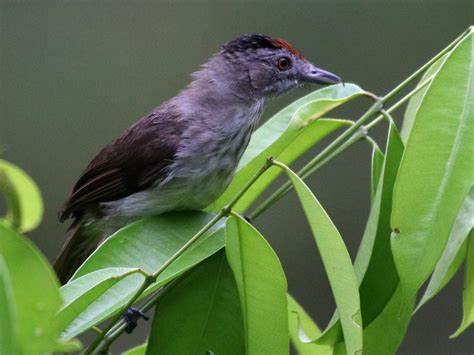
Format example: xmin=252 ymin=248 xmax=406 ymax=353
xmin=60 ymin=107 xmax=183 ymax=221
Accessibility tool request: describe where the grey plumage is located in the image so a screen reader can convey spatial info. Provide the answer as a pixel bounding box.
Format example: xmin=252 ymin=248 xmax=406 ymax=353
xmin=54 ymin=33 xmax=341 ymax=283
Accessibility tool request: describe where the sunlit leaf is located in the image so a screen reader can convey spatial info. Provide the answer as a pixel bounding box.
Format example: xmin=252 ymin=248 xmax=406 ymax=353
xmin=417 ymin=187 xmax=474 ymax=310
xmin=147 ymin=251 xmax=244 ymax=355
xmin=0 ymin=160 xmax=43 ymax=232
xmin=391 ymin=30 xmax=474 ymax=291
xmin=0 ymin=221 xmax=62 ymax=353
xmin=275 ymin=162 xmax=362 ymax=355
xmin=62 ymin=211 xmax=225 ymax=339
xmin=226 ymin=215 xmax=288 ymax=355
xmin=401 ymin=54 xmax=448 ymax=142
xmin=209 ymin=83 xmax=367 ymax=212
xmin=451 ymin=231 xmax=474 ymax=337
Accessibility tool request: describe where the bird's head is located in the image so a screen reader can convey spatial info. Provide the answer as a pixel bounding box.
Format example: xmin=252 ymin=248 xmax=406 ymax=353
xmin=206 ymin=33 xmax=342 ymax=99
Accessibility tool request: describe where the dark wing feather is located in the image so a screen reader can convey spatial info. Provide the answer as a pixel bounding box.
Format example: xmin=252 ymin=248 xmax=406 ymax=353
xmin=60 ymin=106 xmax=183 ymax=221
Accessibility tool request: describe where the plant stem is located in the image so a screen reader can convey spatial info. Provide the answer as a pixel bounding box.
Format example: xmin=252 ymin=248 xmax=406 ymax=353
xmin=365 ymin=73 xmax=435 ymax=130
xmin=84 ymin=158 xmax=274 ymax=354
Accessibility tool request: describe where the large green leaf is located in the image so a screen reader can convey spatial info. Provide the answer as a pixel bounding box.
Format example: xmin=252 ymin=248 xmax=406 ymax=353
xmin=451 ymin=231 xmax=474 ymax=337
xmin=275 ymin=162 xmax=362 ymax=355
xmin=391 ymin=30 xmax=474 ymax=292
xmin=417 ymin=187 xmax=474 ymax=310
xmin=0 ymin=159 xmax=43 ymax=232
xmin=0 ymin=221 xmax=62 ymax=353
xmin=147 ymin=251 xmax=244 ymax=355
xmin=287 ymin=294 xmax=332 ymax=355
xmin=57 ymin=267 xmax=146 ymax=336
xmin=226 ymin=215 xmax=288 ymax=355
xmin=62 ymin=211 xmax=225 ymax=339
xmin=0 ymin=254 xmax=18 ymax=354
xmin=209 ymin=83 xmax=367 ymax=212
xmin=364 ymin=30 xmax=474 ymax=354
xmin=401 ymin=54 xmax=448 ymax=142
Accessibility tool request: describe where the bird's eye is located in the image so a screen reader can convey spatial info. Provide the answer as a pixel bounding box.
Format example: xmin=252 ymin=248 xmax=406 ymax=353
xmin=277 ymin=57 xmax=291 ymax=71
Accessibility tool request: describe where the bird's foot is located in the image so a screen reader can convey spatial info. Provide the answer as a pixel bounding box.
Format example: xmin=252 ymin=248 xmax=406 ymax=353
xmin=123 ymin=307 xmax=149 ymax=334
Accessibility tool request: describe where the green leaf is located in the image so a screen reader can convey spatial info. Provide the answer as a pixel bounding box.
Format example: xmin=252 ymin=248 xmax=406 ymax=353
xmin=0 ymin=254 xmax=19 ymax=355
xmin=0 ymin=221 xmax=62 ymax=353
xmin=226 ymin=215 xmax=288 ymax=355
xmin=319 ymin=122 xmax=405 ymax=347
xmin=0 ymin=159 xmax=43 ymax=232
xmin=370 ymin=143 xmax=384 ymax=201
xmin=391 ymin=30 xmax=474 ymax=292
xmin=147 ymin=251 xmax=244 ymax=355
xmin=209 ymin=83 xmax=367 ymax=212
xmin=362 ymin=285 xmax=416 ymax=355
xmin=417 ymin=187 xmax=474 ymax=310
xmin=57 ymin=267 xmax=146 ymax=336
xmin=451 ymin=230 xmax=474 ymax=337
xmin=287 ymin=294 xmax=332 ymax=355
xmin=364 ymin=30 xmax=474 ymax=355
xmin=123 ymin=343 xmax=147 ymax=355
xmin=401 ymin=54 xmax=448 ymax=143
xmin=357 ymin=123 xmax=404 ymax=324
xmin=63 ymin=211 xmax=224 ymax=338
xmin=275 ymin=162 xmax=362 ymax=355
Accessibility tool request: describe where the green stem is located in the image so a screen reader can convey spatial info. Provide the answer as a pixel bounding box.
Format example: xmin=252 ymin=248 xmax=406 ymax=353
xmin=85 ymin=158 xmax=274 ymax=354
xmin=366 ymin=73 xmax=435 ymax=130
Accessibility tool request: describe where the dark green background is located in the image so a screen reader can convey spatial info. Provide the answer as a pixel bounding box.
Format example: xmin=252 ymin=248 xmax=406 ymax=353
xmin=1 ymin=0 xmax=473 ymax=353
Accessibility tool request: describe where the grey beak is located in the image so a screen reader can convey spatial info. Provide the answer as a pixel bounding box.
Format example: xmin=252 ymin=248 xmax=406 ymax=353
xmin=300 ymin=63 xmax=342 ymax=85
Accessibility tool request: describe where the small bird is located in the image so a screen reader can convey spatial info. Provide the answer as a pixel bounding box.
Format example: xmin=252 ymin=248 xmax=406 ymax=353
xmin=54 ymin=33 xmax=341 ymax=283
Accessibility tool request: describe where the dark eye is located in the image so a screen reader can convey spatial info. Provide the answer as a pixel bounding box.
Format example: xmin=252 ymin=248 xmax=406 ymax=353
xmin=277 ymin=57 xmax=291 ymax=71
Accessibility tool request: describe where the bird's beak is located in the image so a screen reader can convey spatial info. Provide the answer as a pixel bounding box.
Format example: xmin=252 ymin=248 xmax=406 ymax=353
xmin=299 ymin=61 xmax=342 ymax=85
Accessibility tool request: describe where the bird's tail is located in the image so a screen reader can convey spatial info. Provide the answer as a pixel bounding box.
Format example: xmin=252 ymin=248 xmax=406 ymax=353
xmin=54 ymin=219 xmax=104 ymax=285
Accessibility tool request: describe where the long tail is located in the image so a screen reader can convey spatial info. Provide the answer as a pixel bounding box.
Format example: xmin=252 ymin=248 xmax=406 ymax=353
xmin=54 ymin=219 xmax=104 ymax=285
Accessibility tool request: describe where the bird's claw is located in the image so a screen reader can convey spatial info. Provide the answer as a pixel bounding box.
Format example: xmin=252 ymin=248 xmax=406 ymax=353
xmin=123 ymin=307 xmax=149 ymax=334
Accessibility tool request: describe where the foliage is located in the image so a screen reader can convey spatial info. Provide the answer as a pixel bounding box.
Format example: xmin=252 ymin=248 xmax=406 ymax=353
xmin=0 ymin=27 xmax=472 ymax=355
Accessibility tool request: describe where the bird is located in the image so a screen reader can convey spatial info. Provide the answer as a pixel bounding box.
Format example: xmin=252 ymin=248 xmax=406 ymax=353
xmin=54 ymin=33 xmax=341 ymax=284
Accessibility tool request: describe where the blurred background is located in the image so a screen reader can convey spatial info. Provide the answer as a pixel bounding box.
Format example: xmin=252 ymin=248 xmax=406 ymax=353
xmin=1 ymin=0 xmax=473 ymax=353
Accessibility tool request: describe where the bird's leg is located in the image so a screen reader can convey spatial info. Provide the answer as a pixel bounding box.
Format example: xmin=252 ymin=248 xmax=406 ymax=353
xmin=123 ymin=307 xmax=149 ymax=334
